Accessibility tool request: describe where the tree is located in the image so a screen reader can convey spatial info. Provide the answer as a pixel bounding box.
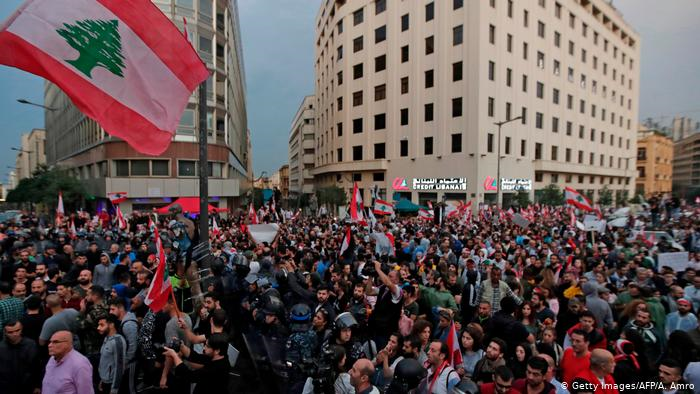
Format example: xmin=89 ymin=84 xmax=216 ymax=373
xmin=598 ymin=185 xmax=613 ymax=206
xmin=537 ymin=184 xmax=564 ymax=206
xmin=316 ymin=186 xmax=347 ymax=213
xmin=57 ymin=19 xmax=125 ymax=78
xmin=513 ymin=190 xmax=531 ymax=207
xmin=616 ymin=190 xmax=629 ymax=207
xmin=6 ymin=165 xmax=86 ymax=211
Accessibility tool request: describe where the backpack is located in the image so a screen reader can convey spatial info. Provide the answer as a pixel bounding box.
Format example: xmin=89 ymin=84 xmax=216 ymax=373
xmin=117 ymin=316 xmax=140 ymax=361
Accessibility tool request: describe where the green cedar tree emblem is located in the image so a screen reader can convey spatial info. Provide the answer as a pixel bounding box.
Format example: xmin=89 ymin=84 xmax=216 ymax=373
xmin=57 ymin=19 xmax=125 ymax=78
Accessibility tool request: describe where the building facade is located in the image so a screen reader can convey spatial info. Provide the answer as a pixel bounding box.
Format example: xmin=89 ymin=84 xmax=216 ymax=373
xmin=671 ymin=116 xmax=699 ymax=142
xmin=312 ymin=0 xmax=639 ymax=206
xmin=14 ymin=128 xmax=46 ymax=181
xmin=288 ymin=95 xmax=316 ymax=197
xmin=44 ymin=0 xmax=249 ymax=213
xmin=636 ymin=126 xmax=673 ymax=197
xmin=673 ymin=132 xmax=700 ymax=198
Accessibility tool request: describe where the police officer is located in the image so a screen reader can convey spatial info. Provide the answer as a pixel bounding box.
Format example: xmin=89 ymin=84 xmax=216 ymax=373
xmin=325 ymin=312 xmax=366 ymax=372
xmin=285 ymin=303 xmax=317 ymax=393
xmin=385 ymin=358 xmax=427 ymax=394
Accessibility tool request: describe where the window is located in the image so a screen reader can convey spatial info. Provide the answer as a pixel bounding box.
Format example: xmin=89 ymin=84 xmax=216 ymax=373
xmin=337 ymin=19 xmax=343 ymax=34
xmin=506 ymin=68 xmax=512 ymax=86
xmin=176 ymin=0 xmax=193 ymax=8
xmin=521 ymin=140 xmax=526 ymax=156
xmin=337 ymin=122 xmax=343 ymax=136
xmin=536 ymin=81 xmax=544 ymax=98
xmin=590 ymin=128 xmax=595 ymax=141
xmin=451 ymin=133 xmax=462 ymax=153
xmin=566 ymin=121 xmax=572 ymax=135
xmin=551 ymin=146 xmax=558 ymax=161
xmin=452 ymin=97 xmax=463 ymax=117
xmin=401 ymin=76 xmax=409 ymax=94
xmin=638 ymin=167 xmax=645 ymax=178
xmin=581 ymin=49 xmax=587 ymax=63
xmin=374 ymin=113 xmax=386 ymax=130
xmin=374 ymin=84 xmax=386 ymax=101
xmin=523 ymin=10 xmax=529 ymax=27
xmin=505 ymin=137 xmax=512 ymax=155
xmin=374 ymin=143 xmax=386 ymax=159
xmin=354 ymin=8 xmax=364 ymax=25
xmin=552 ymin=117 xmax=559 ymax=133
xmin=454 ymin=0 xmax=464 ymax=10
xmin=199 ymin=36 xmax=212 ymax=53
xmin=535 ymin=143 xmax=542 ymax=159
xmin=590 ymin=152 xmax=594 ymax=165
xmin=178 ymin=160 xmax=196 ymax=176
xmin=375 ymin=25 xmax=386 ymax=43
xmin=578 ymin=151 xmax=583 ymax=164
xmin=536 ymin=112 xmax=543 ymax=129
xmin=152 ymin=160 xmax=169 ymax=176
xmin=567 ymin=94 xmax=573 ymax=109
xmin=375 ymin=55 xmax=386 ymax=72
xmin=115 ymin=160 xmax=129 ymax=176
xmin=337 ymin=96 xmax=343 ymax=110
xmin=507 ymin=34 xmax=513 ymax=52
xmin=400 ymin=140 xmax=409 ymax=156
xmin=551 ymin=174 xmax=558 ymax=183
xmin=553 ymin=59 xmax=560 ymax=75
xmin=425 ymin=70 xmax=434 ymax=88
xmin=353 ymin=36 xmax=363 ymax=52
xmin=553 ymin=88 xmax=560 ymax=104
xmin=353 ymin=145 xmax=363 ymax=160
xmin=568 ymin=41 xmax=574 ymax=56
xmin=488 ymin=97 xmax=495 ymax=117
xmin=488 ymin=61 xmax=495 ymax=81
xmin=401 ymin=45 xmax=409 ymax=62
xmin=579 ymin=99 xmax=585 ymax=114
xmin=453 ymin=62 xmax=463 ymax=81
xmin=401 ymin=13 xmax=409 ymax=31
xmin=568 ymin=67 xmax=574 ymax=82
xmin=353 ymin=91 xmax=363 ymax=106
xmin=539 ymin=0 xmax=545 ymax=7
xmin=425 ymin=36 xmax=434 ymax=54
xmin=523 ymin=43 xmax=529 ymax=61
xmin=353 ymin=174 xmax=362 ymax=182
xmin=353 ymin=118 xmax=363 ymax=133
xmin=353 ymin=63 xmax=363 ymax=79
xmin=506 ymin=102 xmax=512 ymax=120
xmin=637 ymin=148 xmax=646 ymax=160
xmin=424 ymin=103 xmax=434 ymax=122
xmin=424 ymin=137 xmax=434 ymax=155
xmin=337 ymin=71 xmax=343 ymax=85
xmin=566 ymin=148 xmax=571 ymax=162
xmin=400 ymin=108 xmax=409 ymax=125
xmin=453 ymin=25 xmax=463 ymax=45
xmin=337 ymin=45 xmax=343 ymax=60
xmin=487 ymin=133 xmax=494 ymax=153
xmin=376 ymin=0 xmax=386 ymax=14
xmin=569 ymin=12 xmax=575 ymax=28
xmin=538 ymin=21 xmax=545 ymax=38
xmin=537 ymin=51 xmax=545 ymax=69
xmin=337 ymin=148 xmax=343 ymax=162
xmin=554 ymin=31 xmax=560 ymax=47
xmin=426 ymin=2 xmax=434 ymax=21
xmin=522 ymin=74 xmax=528 ymax=92
xmin=555 ymin=2 xmax=561 ymax=18
xmin=536 ymin=173 xmax=543 ymax=182
xmin=521 ymin=107 xmax=527 ymax=124
xmin=489 ymin=24 xmax=495 ymax=44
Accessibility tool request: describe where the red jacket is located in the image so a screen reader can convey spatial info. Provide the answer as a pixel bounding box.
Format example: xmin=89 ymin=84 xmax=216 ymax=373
xmin=573 ymin=370 xmax=619 ymax=394
xmin=567 ymin=323 xmax=607 ymax=350
xmin=480 ymin=382 xmax=519 ymax=394
xmin=512 ymin=378 xmax=556 ymax=394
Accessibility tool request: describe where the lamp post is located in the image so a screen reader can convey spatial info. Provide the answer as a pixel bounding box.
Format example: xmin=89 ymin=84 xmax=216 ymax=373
xmin=494 ymin=116 xmax=522 ymax=208
xmin=16 ymin=98 xmax=58 ymax=111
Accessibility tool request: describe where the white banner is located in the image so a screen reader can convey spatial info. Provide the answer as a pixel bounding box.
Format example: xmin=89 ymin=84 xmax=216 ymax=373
xmin=658 ymin=252 xmax=690 ymax=272
xmin=248 ymin=224 xmax=280 ymax=245
xmin=512 ymin=214 xmax=530 ymax=229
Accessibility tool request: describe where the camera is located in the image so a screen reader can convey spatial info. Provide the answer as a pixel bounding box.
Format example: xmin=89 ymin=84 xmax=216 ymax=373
xmin=153 ymin=337 xmax=183 ymax=353
xmin=361 ymin=260 xmax=389 ymax=278
xmin=286 ymin=347 xmax=336 ymax=394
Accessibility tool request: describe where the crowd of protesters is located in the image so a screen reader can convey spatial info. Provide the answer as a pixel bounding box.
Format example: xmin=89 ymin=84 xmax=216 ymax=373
xmin=0 ymin=192 xmax=699 ymax=394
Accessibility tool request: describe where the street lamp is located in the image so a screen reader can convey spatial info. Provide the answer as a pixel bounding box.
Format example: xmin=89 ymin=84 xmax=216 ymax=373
xmin=494 ymin=116 xmax=522 ymax=208
xmin=16 ymin=98 xmax=59 ymax=111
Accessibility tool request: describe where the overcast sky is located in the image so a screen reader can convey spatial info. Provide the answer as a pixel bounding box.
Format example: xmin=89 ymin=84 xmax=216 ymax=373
xmin=0 ymin=0 xmax=698 ymax=183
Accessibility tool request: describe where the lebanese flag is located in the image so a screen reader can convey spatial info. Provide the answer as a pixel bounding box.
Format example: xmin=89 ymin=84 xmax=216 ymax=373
xmin=565 ymin=187 xmax=594 ymax=211
xmin=339 ymin=225 xmax=352 ymax=257
xmin=144 ymin=224 xmax=172 ymax=312
xmin=212 ymin=216 xmax=220 ymax=236
xmin=115 ymin=205 xmax=127 ymax=230
xmin=418 ymin=208 xmax=434 ymax=220
xmin=69 ymin=219 xmax=77 ymax=238
xmin=373 ymin=199 xmax=394 ymax=216
xmin=446 ymin=320 xmax=463 ymax=368
xmin=0 ymin=0 xmax=209 ymax=155
xmin=56 ymin=191 xmax=64 ymax=216
xmin=248 ymin=203 xmax=259 ymax=224
xmin=350 ymin=182 xmax=365 ymax=223
xmin=570 ymin=209 xmax=576 ymax=228
xmin=107 ymin=192 xmax=127 ymax=205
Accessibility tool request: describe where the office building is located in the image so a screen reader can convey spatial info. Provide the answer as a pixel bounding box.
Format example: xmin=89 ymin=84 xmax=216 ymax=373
xmin=312 ymin=0 xmax=639 ymax=206
xmin=44 ymin=0 xmax=249 ymax=213
xmin=673 ymin=132 xmax=700 ymax=199
xmin=636 ymin=126 xmax=672 ymax=197
xmin=14 ymin=128 xmax=46 ymax=181
xmin=289 ymin=95 xmax=316 ymax=197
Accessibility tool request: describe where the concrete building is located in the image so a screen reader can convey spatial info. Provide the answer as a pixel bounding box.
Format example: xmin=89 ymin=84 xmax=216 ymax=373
xmin=44 ymin=0 xmax=249 ymax=214
xmin=673 ymin=132 xmax=700 ymax=199
xmin=278 ymin=164 xmax=290 ymax=198
xmin=7 ymin=171 xmax=17 ymax=191
xmin=636 ymin=126 xmax=672 ymax=198
xmin=14 ymin=128 xmax=46 ymax=181
xmin=288 ymin=95 xmax=316 ymax=197
xmin=311 ymin=0 xmax=639 ymax=206
xmin=671 ymin=116 xmax=699 ymax=142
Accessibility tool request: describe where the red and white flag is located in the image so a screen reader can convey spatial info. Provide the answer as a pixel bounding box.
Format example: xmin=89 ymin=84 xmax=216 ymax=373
xmin=107 ymin=192 xmax=128 ymax=205
xmin=339 ymin=225 xmax=352 ymax=257
xmin=212 ymin=216 xmax=220 ymax=236
xmin=144 ymin=223 xmax=172 ymax=312
xmin=56 ymin=191 xmax=65 ymax=216
xmin=570 ymin=209 xmax=576 ymax=228
xmin=418 ymin=208 xmax=434 ymax=220
xmin=373 ymin=199 xmax=394 ymax=216
xmin=69 ymin=219 xmax=77 ymax=237
xmin=248 ymin=203 xmax=259 ymax=224
xmin=446 ymin=320 xmax=463 ymax=368
xmin=350 ymin=182 xmax=365 ymax=224
xmin=565 ymin=187 xmax=594 ymax=211
xmin=0 ymin=0 xmax=209 ymax=155
xmin=115 ymin=205 xmax=127 ymax=230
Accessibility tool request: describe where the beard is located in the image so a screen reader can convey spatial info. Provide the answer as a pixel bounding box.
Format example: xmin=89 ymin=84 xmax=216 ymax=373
xmin=78 ymin=279 xmax=90 ymax=285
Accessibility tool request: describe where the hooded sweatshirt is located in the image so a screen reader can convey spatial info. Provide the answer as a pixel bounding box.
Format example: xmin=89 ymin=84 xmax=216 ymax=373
xmin=99 ymin=333 xmax=126 ymax=392
xmin=119 ymin=312 xmax=139 ymax=364
xmin=93 ymin=253 xmax=116 ymax=289
xmin=582 ymin=282 xmax=613 ymax=330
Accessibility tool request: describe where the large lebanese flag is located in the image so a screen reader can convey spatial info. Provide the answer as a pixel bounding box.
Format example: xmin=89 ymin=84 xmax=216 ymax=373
xmin=565 ymin=187 xmax=594 ymax=211
xmin=0 ymin=0 xmax=209 ymax=155
xmin=144 ymin=223 xmax=172 ymax=312
xmin=373 ymin=199 xmax=394 ymax=216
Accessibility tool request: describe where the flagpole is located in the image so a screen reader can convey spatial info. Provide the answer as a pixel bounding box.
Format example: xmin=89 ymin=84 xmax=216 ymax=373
xmin=198 ymin=81 xmax=209 ymax=243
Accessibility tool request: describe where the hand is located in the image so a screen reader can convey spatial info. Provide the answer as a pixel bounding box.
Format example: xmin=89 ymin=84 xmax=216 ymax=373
xmin=456 ymin=366 xmax=465 ymax=377
xmin=159 ymin=376 xmax=168 ymax=389
xmin=79 ymin=298 xmax=86 ymax=313
xmin=162 ymin=346 xmax=178 ymax=359
xmin=177 ymin=318 xmax=187 ymax=330
xmin=374 ymin=260 xmax=381 ymax=271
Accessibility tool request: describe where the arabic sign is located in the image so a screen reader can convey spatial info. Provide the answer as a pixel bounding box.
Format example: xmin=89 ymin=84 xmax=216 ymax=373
xmin=392 ymin=177 xmax=410 ymax=191
xmin=412 ymin=178 xmax=468 ymax=190
xmin=500 ymin=178 xmax=532 ymax=191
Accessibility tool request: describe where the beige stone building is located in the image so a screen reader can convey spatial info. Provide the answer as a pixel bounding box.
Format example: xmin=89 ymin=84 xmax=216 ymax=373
xmin=288 ymin=95 xmax=316 ymax=197
xmin=636 ymin=126 xmax=672 ymax=197
xmin=673 ymin=132 xmax=700 ymax=198
xmin=14 ymin=128 xmax=46 ymax=181
xmin=311 ymin=0 xmax=639 ymax=206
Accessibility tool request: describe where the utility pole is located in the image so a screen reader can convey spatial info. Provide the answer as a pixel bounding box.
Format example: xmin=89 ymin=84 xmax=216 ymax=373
xmin=494 ymin=116 xmax=522 ymax=208
xmin=198 ymin=82 xmax=208 ymax=242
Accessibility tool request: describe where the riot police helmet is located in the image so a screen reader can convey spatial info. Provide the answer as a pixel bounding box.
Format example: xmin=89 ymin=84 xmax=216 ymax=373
xmin=261 ymin=295 xmax=284 ymax=317
xmin=333 ymin=312 xmax=358 ymax=331
xmin=289 ymin=303 xmax=312 ymax=323
xmin=386 ymin=358 xmax=427 ymax=394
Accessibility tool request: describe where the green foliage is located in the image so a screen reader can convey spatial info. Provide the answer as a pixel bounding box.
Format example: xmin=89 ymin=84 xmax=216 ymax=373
xmin=6 ymin=165 xmax=86 ymax=209
xmin=288 ymin=193 xmax=311 ymax=209
xmin=513 ymin=190 xmax=531 ymax=207
xmin=616 ymin=190 xmax=629 ymax=206
xmin=536 ymin=184 xmax=564 ymax=206
xmin=316 ymin=186 xmax=347 ymax=208
xmin=598 ymin=185 xmax=613 ymax=206
xmin=246 ymin=188 xmax=264 ymax=209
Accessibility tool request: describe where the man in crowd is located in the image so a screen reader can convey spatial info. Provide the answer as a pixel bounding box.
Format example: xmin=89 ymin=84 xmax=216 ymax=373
xmin=560 ymin=329 xmax=591 ymax=386
xmin=0 ymin=320 xmax=41 ymax=394
xmin=572 ymin=349 xmax=617 ymax=394
xmin=96 ymin=314 xmax=127 ymax=394
xmin=42 ymin=330 xmax=93 ymax=393
xmin=474 ymin=338 xmax=508 ymax=384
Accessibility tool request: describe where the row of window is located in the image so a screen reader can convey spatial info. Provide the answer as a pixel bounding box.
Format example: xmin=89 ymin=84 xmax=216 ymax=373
xmin=534 ymin=173 xmax=631 ymax=186
xmin=113 ymin=159 xmax=224 ymax=178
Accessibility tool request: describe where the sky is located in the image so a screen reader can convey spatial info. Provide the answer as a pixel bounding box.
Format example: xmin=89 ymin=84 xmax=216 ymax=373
xmin=0 ymin=0 xmax=698 ymax=183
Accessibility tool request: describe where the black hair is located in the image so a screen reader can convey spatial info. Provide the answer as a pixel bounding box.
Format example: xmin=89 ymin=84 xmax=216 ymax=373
xmin=99 ymin=313 xmax=120 ymax=326
xmin=90 ymin=285 xmax=105 ymax=298
xmin=527 ymin=356 xmax=549 ymax=375
xmin=493 ymin=365 xmax=514 ymax=381
xmin=491 ymin=337 xmax=508 ymax=355
xmin=579 ymin=310 xmax=597 ymax=321
xmin=571 ymin=328 xmax=590 ymax=342
xmin=211 ymin=308 xmax=227 ymax=327
xmin=0 ymin=281 xmax=12 ymax=294
xmin=659 ymin=358 xmax=682 ymax=371
xmin=108 ymin=297 xmax=127 ymax=309
xmin=207 ymin=333 xmax=229 ymax=355
xmin=24 ymin=295 xmax=42 ymax=310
